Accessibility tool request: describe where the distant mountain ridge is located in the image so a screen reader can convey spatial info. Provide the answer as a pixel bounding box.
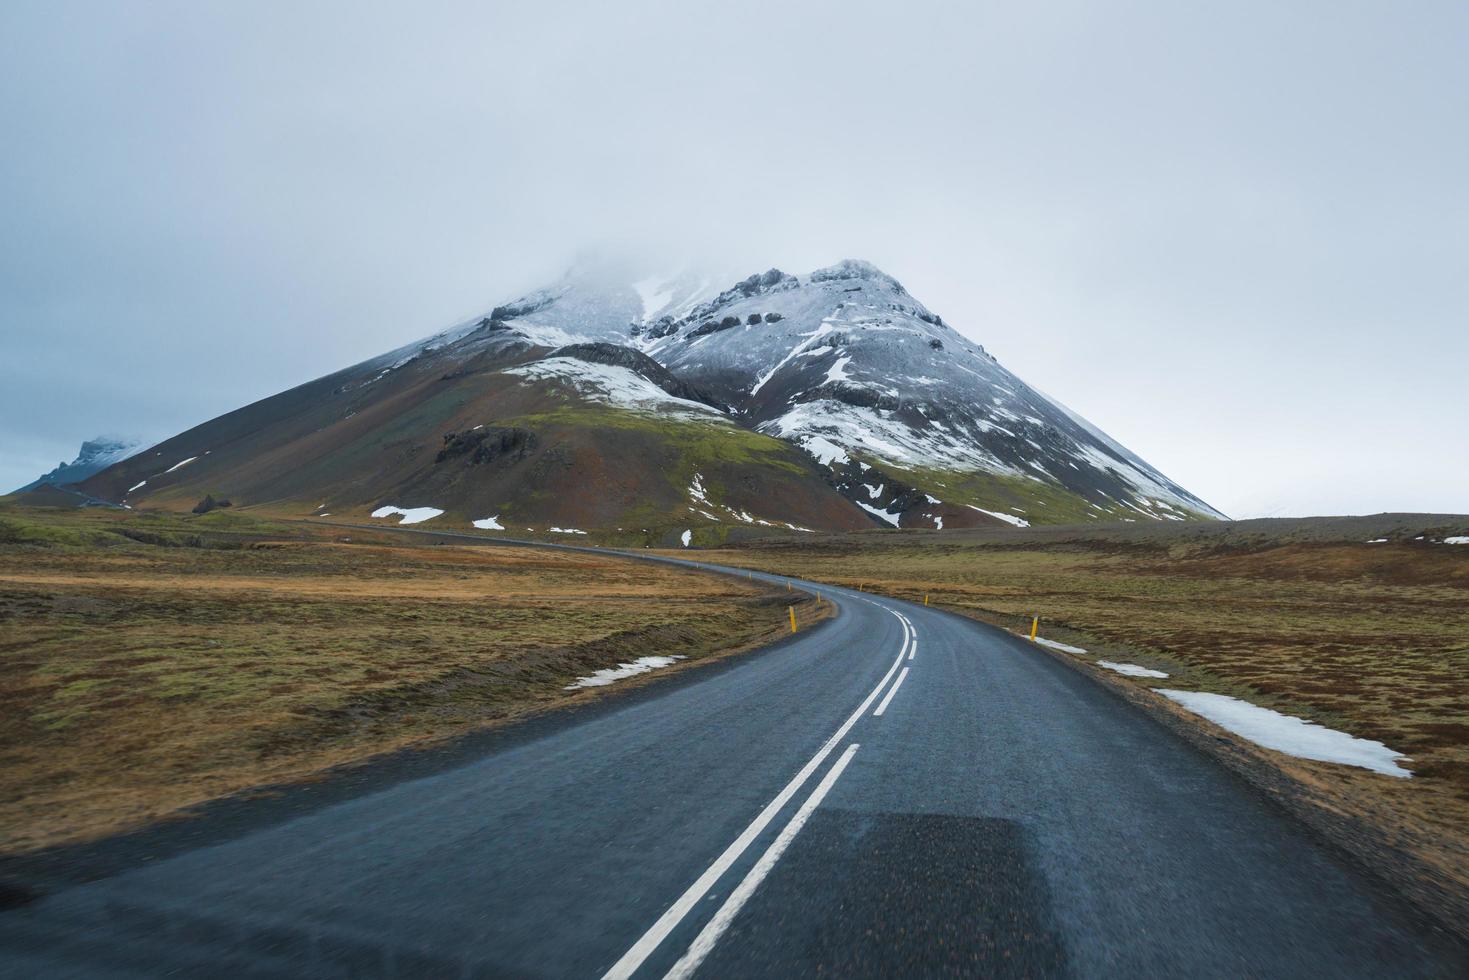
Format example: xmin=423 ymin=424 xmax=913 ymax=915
xmin=76 ymin=260 xmax=1222 ymax=543
xmin=14 ymin=436 xmax=144 ymax=493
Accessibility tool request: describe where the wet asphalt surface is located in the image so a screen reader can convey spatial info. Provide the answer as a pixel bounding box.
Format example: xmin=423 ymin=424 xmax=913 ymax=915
xmin=1 ymin=535 xmax=1465 ymax=978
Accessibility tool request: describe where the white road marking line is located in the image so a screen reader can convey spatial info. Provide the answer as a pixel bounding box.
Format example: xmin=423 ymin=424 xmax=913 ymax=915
xmin=908 ymin=638 xmax=917 ymax=661
xmin=663 ymin=743 xmax=861 ymax=980
xmin=600 ymin=643 xmax=908 ymax=980
xmin=873 ymin=667 xmax=911 ymax=717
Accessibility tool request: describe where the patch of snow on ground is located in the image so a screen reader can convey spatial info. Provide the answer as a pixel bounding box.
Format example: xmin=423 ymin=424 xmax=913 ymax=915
xmin=1156 ymin=690 xmax=1412 ymax=777
xmin=505 ymin=358 xmax=724 ymax=418
xmin=1098 ymin=660 xmax=1168 ymax=678
xmin=689 ymin=473 xmax=709 ymax=503
xmin=473 ymin=516 xmax=505 ymax=530
xmin=824 ymin=355 xmax=853 ymax=384
xmin=127 ymin=480 xmax=147 ymax=493
xmin=932 ymin=514 xmax=943 ymax=529
xmin=565 ymin=655 xmax=686 ymax=690
xmin=800 ymin=435 xmax=849 ymax=467
xmin=1444 ymin=536 xmax=1469 ymax=545
xmin=680 ymin=530 xmax=692 ymax=547
xmin=864 ymin=483 xmax=884 ymax=499
xmin=371 ymin=505 xmax=444 ymax=525
xmin=763 ymin=399 xmax=1009 ymax=474
xmin=1366 ymin=538 xmax=1387 ymax=544
xmin=856 ymin=501 xmax=900 ymax=527
xmin=967 ymin=506 xmax=1030 ymax=528
xmin=549 ymin=527 xmax=587 ymax=535
xmin=164 ymin=456 xmax=199 ymax=474
xmin=1034 ymin=637 xmax=1087 ymax=654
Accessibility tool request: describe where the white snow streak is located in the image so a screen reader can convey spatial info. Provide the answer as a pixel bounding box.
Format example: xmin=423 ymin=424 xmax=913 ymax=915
xmin=473 ymin=516 xmax=505 ymax=530
xmin=1097 ymin=660 xmax=1169 ymax=678
xmin=565 ymin=655 xmax=686 ymax=690
xmin=967 ymin=505 xmax=1031 ymax=528
xmin=1034 ymin=637 xmax=1087 ymax=654
xmin=856 ymin=501 xmax=900 ymax=527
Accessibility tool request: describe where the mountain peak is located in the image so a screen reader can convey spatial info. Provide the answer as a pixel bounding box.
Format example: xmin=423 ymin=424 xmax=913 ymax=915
xmin=13 ymin=434 xmax=145 ymax=494
xmin=92 ymin=255 xmax=1223 ymax=532
xmin=808 ymin=259 xmax=905 ymax=292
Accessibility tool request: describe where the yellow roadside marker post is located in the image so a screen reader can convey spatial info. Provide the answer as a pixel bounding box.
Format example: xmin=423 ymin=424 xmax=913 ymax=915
xmin=789 ymin=606 xmax=797 ymax=632
xmin=1030 ymin=616 xmax=1039 ymax=641
xmin=924 ymin=593 xmax=929 ymax=606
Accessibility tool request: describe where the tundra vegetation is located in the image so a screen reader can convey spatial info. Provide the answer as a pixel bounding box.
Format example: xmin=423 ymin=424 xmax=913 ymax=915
xmin=0 ymin=504 xmax=821 ymax=851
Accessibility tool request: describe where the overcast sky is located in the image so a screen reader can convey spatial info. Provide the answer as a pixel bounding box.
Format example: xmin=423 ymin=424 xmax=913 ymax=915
xmin=2 ymin=1 xmax=1465 ymax=516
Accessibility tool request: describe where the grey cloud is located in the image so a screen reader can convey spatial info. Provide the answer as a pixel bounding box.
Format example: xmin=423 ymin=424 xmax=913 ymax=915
xmin=2 ymin=1 xmax=1465 ymax=513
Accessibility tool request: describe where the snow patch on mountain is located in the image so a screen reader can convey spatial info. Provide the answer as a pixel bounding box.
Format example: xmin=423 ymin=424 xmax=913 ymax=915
xmin=856 ymin=500 xmax=901 ymax=527
xmin=967 ymin=506 xmax=1031 ymax=528
xmin=505 ymin=358 xmax=726 ymax=418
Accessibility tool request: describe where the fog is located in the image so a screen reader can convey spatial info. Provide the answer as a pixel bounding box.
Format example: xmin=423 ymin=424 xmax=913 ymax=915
xmin=3 ymin=1 xmax=1465 ymax=515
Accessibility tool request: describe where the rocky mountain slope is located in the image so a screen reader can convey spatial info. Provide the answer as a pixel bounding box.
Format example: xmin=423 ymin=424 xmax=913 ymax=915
xmin=78 ymin=260 xmax=1222 ymax=542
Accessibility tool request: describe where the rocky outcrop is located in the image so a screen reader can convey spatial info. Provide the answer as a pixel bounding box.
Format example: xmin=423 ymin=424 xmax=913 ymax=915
xmin=192 ymin=494 xmax=232 ymax=514
xmin=436 ymin=427 xmax=537 ymax=466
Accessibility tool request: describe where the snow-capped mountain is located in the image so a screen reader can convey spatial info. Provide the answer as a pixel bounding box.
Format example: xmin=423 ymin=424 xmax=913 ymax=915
xmin=478 ymin=260 xmax=1224 ymax=525
xmin=78 ymin=259 xmax=1222 ymax=539
xmin=13 ymin=436 xmax=145 ymax=493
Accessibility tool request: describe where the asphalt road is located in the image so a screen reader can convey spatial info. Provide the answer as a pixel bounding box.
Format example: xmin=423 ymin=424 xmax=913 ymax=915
xmin=2 ymin=540 xmax=1465 ymax=978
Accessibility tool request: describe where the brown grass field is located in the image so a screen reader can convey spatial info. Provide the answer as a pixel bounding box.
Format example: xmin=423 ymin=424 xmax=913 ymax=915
xmin=686 ymin=514 xmax=1469 ymax=923
xmin=0 ymin=504 xmax=822 ymax=853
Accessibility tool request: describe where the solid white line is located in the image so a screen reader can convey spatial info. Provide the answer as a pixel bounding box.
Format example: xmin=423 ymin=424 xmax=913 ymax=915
xmin=663 ymin=743 xmax=861 ymax=980
xmin=600 ymin=647 xmax=907 ymax=980
xmin=873 ymin=667 xmax=910 ymax=717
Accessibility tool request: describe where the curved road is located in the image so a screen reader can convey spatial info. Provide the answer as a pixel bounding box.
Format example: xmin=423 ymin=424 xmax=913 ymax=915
xmin=2 ymin=542 xmax=1464 ymax=977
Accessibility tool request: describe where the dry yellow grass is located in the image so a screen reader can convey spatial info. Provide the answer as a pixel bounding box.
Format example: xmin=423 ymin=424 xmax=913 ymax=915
xmin=0 ymin=506 xmax=819 ymax=852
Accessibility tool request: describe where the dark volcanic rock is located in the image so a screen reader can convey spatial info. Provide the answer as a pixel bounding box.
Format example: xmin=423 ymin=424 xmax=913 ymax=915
xmin=641 ymin=315 xmax=679 ymax=339
xmin=436 ymin=427 xmax=537 ymax=466
xmin=192 ymin=494 xmax=232 ymax=514
xmin=490 ymin=291 xmax=558 ymax=321
xmin=746 ymin=313 xmax=763 ymax=325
